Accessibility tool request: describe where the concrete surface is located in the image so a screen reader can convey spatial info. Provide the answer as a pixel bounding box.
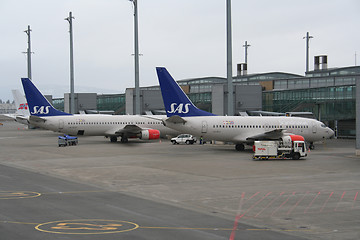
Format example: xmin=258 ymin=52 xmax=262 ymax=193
xmin=0 ymin=120 xmax=359 ymax=239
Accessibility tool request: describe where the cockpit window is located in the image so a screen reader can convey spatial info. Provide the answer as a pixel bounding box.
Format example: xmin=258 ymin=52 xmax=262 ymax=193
xmin=321 ymin=124 xmax=326 ymax=128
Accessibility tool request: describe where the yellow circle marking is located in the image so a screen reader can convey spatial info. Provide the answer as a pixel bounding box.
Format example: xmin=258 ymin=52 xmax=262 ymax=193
xmin=0 ymin=191 xmax=41 ymax=200
xmin=35 ymin=219 xmax=139 ymax=235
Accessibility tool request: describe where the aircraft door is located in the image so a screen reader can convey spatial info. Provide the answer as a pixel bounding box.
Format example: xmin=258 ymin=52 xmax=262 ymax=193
xmin=201 ymin=121 xmax=208 ymax=133
xmin=312 ymin=124 xmax=317 ymax=134
xmin=59 ymin=119 xmax=64 ymax=130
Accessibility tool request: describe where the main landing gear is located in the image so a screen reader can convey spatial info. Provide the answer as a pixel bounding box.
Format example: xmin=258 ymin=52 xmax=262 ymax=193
xmin=235 ymin=143 xmax=245 ymax=151
xmin=120 ymin=137 xmax=128 ymax=143
xmin=309 ymin=142 xmax=314 ymax=150
xmin=109 ymin=136 xmax=128 ymax=143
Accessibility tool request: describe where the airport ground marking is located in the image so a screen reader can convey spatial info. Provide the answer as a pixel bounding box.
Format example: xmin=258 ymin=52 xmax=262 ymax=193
xmin=139 ymin=226 xmax=311 ymax=232
xmin=1 ymin=219 xmax=314 ymax=234
xmin=232 ymin=190 xmax=360 ymax=219
xmin=35 ymin=219 xmax=139 ymax=235
xmin=334 ymin=191 xmax=346 ymax=211
xmin=352 ymin=191 xmax=358 ymax=209
xmin=255 ymin=192 xmax=285 ymax=218
xmin=287 ymin=191 xmax=308 ymax=215
xmin=229 ymin=192 xmax=246 ymax=240
xmin=304 ymin=191 xmax=321 ymax=214
xmin=320 ymin=192 xmax=334 ymax=212
xmin=245 ymin=192 xmax=272 ymax=215
xmin=0 ymin=191 xmax=41 ymax=200
xmin=1 ymin=221 xmax=39 ymax=225
xmin=41 ymin=190 xmax=111 ymax=195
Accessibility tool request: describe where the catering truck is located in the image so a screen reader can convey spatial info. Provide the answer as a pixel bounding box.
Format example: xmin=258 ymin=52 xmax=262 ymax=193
xmin=253 ymin=135 xmax=307 ymax=160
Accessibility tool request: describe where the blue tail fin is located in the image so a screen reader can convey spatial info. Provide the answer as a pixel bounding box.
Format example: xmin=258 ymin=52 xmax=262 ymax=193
xmin=156 ymin=67 xmax=216 ymax=117
xmin=21 ymin=78 xmax=72 ymax=116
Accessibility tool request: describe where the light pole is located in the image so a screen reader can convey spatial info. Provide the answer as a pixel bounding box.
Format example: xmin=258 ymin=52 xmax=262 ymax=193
xmin=303 ymin=32 xmax=313 ymax=73
xmin=65 ymin=12 xmax=75 ymax=114
xmin=226 ymin=0 xmax=233 ymax=116
xmin=24 ymin=25 xmax=32 ymax=80
xmin=243 ymin=41 xmax=251 ymax=64
xmin=130 ymin=0 xmax=140 ymax=115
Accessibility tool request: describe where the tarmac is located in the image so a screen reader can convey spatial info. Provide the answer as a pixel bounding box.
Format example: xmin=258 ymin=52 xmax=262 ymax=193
xmin=0 ymin=119 xmax=359 ymax=239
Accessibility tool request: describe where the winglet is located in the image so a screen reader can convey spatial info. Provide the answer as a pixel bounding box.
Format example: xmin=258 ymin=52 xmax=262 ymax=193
xmin=21 ymin=78 xmax=72 ymax=116
xmin=156 ymin=67 xmax=216 ymax=117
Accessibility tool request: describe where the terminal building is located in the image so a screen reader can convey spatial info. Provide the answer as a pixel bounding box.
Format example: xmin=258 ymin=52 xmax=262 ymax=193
xmin=52 ymin=56 xmax=359 ymax=138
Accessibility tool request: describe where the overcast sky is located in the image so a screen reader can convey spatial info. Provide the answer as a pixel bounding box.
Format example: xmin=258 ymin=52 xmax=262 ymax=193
xmin=1 ymin=0 xmax=359 ymax=101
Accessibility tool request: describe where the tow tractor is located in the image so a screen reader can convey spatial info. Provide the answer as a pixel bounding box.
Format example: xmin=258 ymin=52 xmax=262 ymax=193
xmin=253 ymin=135 xmax=307 ymax=160
xmin=58 ymin=134 xmax=78 ymax=147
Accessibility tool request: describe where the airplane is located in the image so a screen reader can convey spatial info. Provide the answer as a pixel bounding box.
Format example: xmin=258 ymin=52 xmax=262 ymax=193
xmin=2 ymin=89 xmax=30 ymax=125
xmin=155 ymin=67 xmax=335 ymax=151
xmin=21 ymin=78 xmax=178 ymax=143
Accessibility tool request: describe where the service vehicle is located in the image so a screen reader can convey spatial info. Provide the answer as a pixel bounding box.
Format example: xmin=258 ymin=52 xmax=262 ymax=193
xmin=58 ymin=134 xmax=78 ymax=147
xmin=171 ymin=134 xmax=197 ymax=144
xmin=253 ymin=135 xmax=307 ymax=160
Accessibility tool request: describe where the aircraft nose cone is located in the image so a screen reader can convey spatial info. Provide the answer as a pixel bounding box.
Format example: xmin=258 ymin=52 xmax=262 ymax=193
xmin=327 ymin=128 xmax=335 ymax=138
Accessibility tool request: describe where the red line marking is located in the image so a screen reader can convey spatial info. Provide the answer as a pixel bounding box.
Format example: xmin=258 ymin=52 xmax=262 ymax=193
xmin=244 ymin=192 xmax=272 ymax=215
xmin=230 ymin=192 xmax=271 ymax=239
xmin=335 ymin=191 xmax=346 ymax=211
xmin=229 ymin=192 xmax=246 ymax=240
xmin=320 ymin=192 xmax=333 ymax=212
xmin=254 ymin=192 xmax=285 ymax=218
xmin=352 ymin=192 xmax=358 ymax=209
xmin=287 ymin=191 xmax=309 ymax=215
xmin=247 ymin=192 xmax=260 ymax=201
xmin=271 ymin=192 xmax=295 ymax=217
xmin=229 ymin=213 xmax=245 ymax=240
xmin=304 ymin=192 xmax=321 ymax=213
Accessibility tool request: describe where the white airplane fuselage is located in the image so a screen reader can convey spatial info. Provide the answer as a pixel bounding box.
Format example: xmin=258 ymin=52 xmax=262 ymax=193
xmin=31 ymin=114 xmax=177 ymax=137
xmin=164 ymin=116 xmax=334 ymax=143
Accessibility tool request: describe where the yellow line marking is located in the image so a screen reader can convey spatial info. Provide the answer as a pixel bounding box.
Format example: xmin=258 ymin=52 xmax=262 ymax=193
xmin=41 ymin=190 xmax=111 ymax=195
xmin=35 ymin=219 xmax=139 ymax=235
xmin=2 ymin=221 xmax=39 ymax=225
xmin=0 ymin=191 xmax=41 ymax=200
xmin=1 ymin=219 xmax=313 ymax=233
xmin=139 ymin=226 xmax=311 ymax=232
xmin=139 ymin=226 xmax=234 ymax=231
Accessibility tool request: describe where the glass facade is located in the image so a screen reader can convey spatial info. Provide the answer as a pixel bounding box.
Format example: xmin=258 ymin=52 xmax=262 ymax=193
xmin=261 ymin=66 xmax=359 ymax=137
xmin=52 ymin=98 xmax=64 ymax=111
xmin=97 ymin=94 xmax=126 ymax=115
xmin=189 ymin=92 xmax=212 ymax=113
xmin=263 ymin=86 xmax=355 ymax=121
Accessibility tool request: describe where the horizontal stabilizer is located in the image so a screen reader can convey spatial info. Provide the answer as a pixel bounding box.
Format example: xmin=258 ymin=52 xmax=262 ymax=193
xmin=29 ymin=115 xmax=46 ymax=123
xmin=15 ymin=116 xmax=29 ymax=125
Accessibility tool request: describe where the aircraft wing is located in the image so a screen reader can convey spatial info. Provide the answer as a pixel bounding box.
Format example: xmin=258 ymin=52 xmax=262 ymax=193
xmin=142 ymin=115 xmax=164 ymax=121
xmin=114 ymin=124 xmax=143 ymax=135
xmin=246 ymin=129 xmax=284 ymax=141
xmin=2 ymin=114 xmax=16 ymax=120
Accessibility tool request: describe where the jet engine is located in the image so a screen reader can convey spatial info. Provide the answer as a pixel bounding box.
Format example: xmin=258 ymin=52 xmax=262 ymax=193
xmin=139 ymin=129 xmax=160 ymax=140
xmin=281 ymin=135 xmax=305 ymax=147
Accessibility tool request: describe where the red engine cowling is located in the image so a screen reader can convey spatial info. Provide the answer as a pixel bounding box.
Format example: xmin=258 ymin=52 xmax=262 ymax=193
xmin=289 ymin=135 xmax=305 ymax=142
xmin=140 ymin=129 xmax=160 ymax=140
